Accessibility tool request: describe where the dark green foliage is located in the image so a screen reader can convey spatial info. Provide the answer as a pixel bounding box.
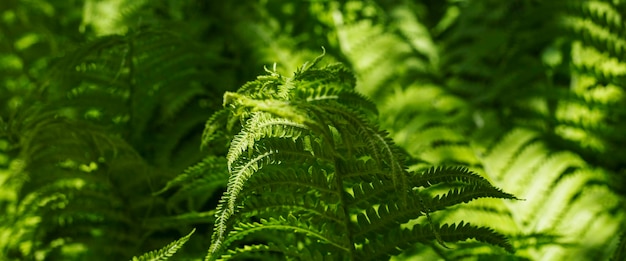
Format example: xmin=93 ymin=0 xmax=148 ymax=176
xmin=45 ymin=29 xmax=222 ymax=170
xmin=3 ymin=111 xmax=146 ymax=260
xmin=1 ymin=0 xmax=626 ymax=260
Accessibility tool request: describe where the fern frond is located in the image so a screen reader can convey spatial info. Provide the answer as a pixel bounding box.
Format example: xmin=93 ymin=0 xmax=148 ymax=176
xmin=3 ymin=114 xmax=150 ymax=260
xmin=241 ymin=191 xmax=342 ymax=224
xmin=226 ymin=216 xmax=350 ymax=252
xmin=219 ymin=244 xmax=276 ymax=261
xmin=428 ymin=186 xmax=518 ymax=212
xmin=346 ymin=178 xmax=396 ymax=209
xmin=436 ymin=221 xmax=514 ymax=252
xmin=414 ymin=166 xmax=492 ymax=188
xmin=359 ymin=222 xmax=513 ymax=261
xmin=201 ymin=109 xmax=232 ymax=150
xmin=351 ymin=197 xmax=426 ymax=243
xmin=479 ymin=128 xmax=622 ymax=259
xmin=153 ymin=156 xmax=228 ymax=196
xmin=226 ymin=112 xmax=311 ymax=170
xmin=204 ymin=58 xmax=515 ymax=260
xmin=149 ymin=156 xmax=228 ymax=214
xmin=611 ymin=230 xmax=626 ymax=261
xmin=130 ymin=228 xmax=195 ymax=261
xmin=46 ymin=29 xmax=219 ymax=169
xmin=241 ymin=163 xmax=338 ymax=197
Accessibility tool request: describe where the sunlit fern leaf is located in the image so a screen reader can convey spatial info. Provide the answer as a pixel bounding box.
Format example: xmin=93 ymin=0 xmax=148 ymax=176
xmin=389 ymin=7 xmax=438 ymax=65
xmin=333 ymin=18 xmax=418 ymax=98
xmin=208 ymin=136 xmax=336 ymax=257
xmin=294 ymin=84 xmax=378 ymax=118
xmin=225 ymin=112 xmax=311 ymax=171
xmin=203 ymin=58 xmax=515 ymax=260
xmin=360 ymin=14 xmax=615 ymax=257
xmin=563 ymin=1 xmax=626 ymax=63
xmin=482 ymin=128 xmax=539 ymax=182
xmin=479 ymin=128 xmax=623 ymax=260
xmin=332 ymin=3 xmax=439 ymax=89
xmin=377 ymin=85 xmax=472 ymax=168
xmin=130 ymin=228 xmax=195 ymax=261
xmin=556 ymin=0 xmax=626 ymax=171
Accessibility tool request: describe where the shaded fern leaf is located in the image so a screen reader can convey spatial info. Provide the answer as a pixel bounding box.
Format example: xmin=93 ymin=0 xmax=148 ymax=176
xmin=611 ymin=230 xmax=626 ymax=261
xmin=5 ymin=110 xmax=149 ymax=260
xmin=151 ymin=156 xmax=228 ymax=213
xmin=153 ymin=156 xmax=228 ymax=196
xmin=201 ymin=109 xmax=233 ymax=150
xmin=46 ymin=29 xmax=219 ymax=168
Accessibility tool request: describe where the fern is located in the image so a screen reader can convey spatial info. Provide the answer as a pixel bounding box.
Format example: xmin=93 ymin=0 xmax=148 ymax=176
xmin=319 ymin=1 xmax=626 ymax=260
xmin=0 ymin=108 xmax=151 ymax=260
xmin=3 ymin=1 xmax=626 ymax=260
xmin=557 ymin=0 xmax=626 ymax=172
xmin=479 ymin=128 xmax=622 ymax=259
xmin=194 ymin=57 xmax=515 ymax=260
xmin=612 ymin=230 xmax=626 ymax=261
xmin=0 ymin=3 xmax=233 ymax=258
xmin=45 ymin=28 xmax=224 ymax=171
xmin=130 ymin=228 xmax=195 ymax=261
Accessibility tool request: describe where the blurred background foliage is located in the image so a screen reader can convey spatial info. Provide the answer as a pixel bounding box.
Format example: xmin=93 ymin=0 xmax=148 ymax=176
xmin=1 ymin=0 xmax=625 ymax=260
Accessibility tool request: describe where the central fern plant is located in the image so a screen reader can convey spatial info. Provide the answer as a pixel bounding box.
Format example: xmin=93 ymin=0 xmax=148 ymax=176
xmin=180 ymin=53 xmax=519 ymax=260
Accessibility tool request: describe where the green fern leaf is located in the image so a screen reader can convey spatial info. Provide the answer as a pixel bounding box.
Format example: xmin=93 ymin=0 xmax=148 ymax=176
xmin=204 ymin=58 xmax=515 ymax=260
xmin=130 ymin=228 xmax=195 ymax=261
xmin=414 ymin=166 xmax=493 ymax=188
xmin=153 ymin=156 xmax=228 ymax=196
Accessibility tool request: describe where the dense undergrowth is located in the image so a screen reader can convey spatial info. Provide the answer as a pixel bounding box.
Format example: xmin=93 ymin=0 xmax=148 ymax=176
xmin=1 ymin=0 xmax=625 ymax=260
